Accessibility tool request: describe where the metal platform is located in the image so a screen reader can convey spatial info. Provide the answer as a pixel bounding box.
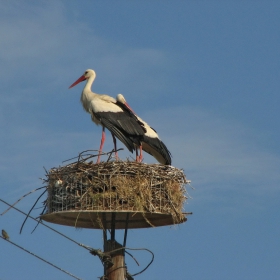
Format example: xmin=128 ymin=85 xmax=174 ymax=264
xmin=40 ymin=210 xmax=190 ymax=229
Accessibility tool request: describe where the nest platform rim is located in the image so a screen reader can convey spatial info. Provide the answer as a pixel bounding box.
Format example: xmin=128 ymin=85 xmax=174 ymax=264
xmin=40 ymin=210 xmax=190 ymax=229
xmin=44 ymin=159 xmax=190 ymax=229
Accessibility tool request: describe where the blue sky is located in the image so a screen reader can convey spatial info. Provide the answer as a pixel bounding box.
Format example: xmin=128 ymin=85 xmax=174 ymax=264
xmin=0 ymin=1 xmax=280 ymax=279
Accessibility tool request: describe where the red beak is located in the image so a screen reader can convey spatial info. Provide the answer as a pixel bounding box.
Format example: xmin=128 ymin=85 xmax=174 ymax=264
xmin=69 ymin=75 xmax=87 ymax=89
xmin=124 ymin=102 xmax=135 ymax=114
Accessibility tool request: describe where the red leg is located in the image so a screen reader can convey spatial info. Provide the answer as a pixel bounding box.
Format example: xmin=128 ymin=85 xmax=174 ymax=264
xmin=135 ymin=145 xmax=143 ymax=162
xmin=139 ymin=145 xmax=143 ymax=162
xmin=111 ymin=133 xmax=119 ymax=160
xmin=136 ymin=147 xmax=139 ymax=162
xmin=97 ymin=127 xmax=105 ymax=164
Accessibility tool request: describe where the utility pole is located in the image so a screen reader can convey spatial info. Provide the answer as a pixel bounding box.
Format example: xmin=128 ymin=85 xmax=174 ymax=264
xmin=41 ymin=159 xmax=190 ymax=279
xmin=104 ymin=239 xmax=125 ymax=280
xmin=103 ymin=212 xmax=125 ymax=280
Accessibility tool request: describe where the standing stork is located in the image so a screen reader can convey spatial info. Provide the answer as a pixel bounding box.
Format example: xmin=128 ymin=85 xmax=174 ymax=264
xmin=69 ymin=69 xmax=146 ymax=163
xmin=116 ymin=94 xmax=172 ymax=165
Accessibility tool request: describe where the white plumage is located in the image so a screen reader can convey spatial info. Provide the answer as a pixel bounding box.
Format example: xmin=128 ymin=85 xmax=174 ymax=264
xmin=116 ymin=94 xmax=172 ymax=165
xmin=69 ymin=69 xmax=145 ymax=163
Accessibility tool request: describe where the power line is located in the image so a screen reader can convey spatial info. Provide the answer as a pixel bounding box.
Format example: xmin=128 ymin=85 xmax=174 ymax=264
xmin=0 ymin=235 xmax=82 ymax=280
xmin=0 ymin=199 xmax=92 ymax=251
xmin=1 ymin=198 xmax=155 ymax=278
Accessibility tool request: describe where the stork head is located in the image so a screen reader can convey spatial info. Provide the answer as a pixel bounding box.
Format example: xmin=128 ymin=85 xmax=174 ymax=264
xmin=116 ymin=93 xmax=135 ymax=113
xmin=116 ymin=93 xmax=126 ymax=104
xmin=69 ymin=69 xmax=96 ymax=88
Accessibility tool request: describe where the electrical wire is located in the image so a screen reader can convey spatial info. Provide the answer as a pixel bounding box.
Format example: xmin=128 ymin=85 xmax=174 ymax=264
xmin=101 ymin=246 xmax=154 ymax=277
xmin=0 ymin=235 xmax=82 ymax=280
xmin=1 ymin=198 xmax=155 ymax=277
xmin=0 ymin=199 xmax=92 ymax=252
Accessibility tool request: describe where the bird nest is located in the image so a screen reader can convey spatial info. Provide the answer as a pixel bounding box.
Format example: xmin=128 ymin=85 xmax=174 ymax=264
xmin=41 ymin=159 xmax=191 ymax=229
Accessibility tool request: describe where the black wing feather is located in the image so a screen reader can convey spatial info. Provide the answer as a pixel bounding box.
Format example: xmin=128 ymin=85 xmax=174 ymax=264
xmin=117 ymin=99 xmax=171 ymax=164
xmin=116 ymin=100 xmax=147 ymax=132
xmin=94 ymin=111 xmax=144 ymax=152
xmin=142 ymin=135 xmax=172 ymax=165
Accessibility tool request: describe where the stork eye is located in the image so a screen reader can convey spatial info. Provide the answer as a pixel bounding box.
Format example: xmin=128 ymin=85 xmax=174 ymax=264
xmin=85 ymin=71 xmax=88 ymax=75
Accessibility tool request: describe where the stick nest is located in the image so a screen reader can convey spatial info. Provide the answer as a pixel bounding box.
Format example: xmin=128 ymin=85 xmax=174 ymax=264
xmin=45 ymin=160 xmax=190 ymax=225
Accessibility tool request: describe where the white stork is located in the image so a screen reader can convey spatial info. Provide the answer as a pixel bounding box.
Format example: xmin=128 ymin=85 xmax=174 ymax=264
xmin=116 ymin=94 xmax=172 ymax=165
xmin=69 ymin=69 xmax=146 ymax=163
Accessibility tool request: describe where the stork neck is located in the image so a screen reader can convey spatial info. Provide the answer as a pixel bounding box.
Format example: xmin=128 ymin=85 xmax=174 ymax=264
xmin=83 ymin=75 xmax=95 ymax=93
xmin=80 ymin=75 xmax=97 ymax=113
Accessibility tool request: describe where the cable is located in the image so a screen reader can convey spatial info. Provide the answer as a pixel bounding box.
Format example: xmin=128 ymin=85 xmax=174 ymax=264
xmin=99 ymin=246 xmax=154 ymax=277
xmin=0 ymin=236 xmax=82 ymax=280
xmin=127 ymin=248 xmax=154 ymax=277
xmin=0 ymin=199 xmax=92 ymax=252
xmin=1 ymin=199 xmax=154 ymax=277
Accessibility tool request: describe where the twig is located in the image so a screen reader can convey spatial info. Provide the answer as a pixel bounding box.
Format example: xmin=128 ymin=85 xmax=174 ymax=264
xmin=1 ymin=186 xmax=46 ymax=216
xmin=20 ymin=189 xmax=47 ymax=234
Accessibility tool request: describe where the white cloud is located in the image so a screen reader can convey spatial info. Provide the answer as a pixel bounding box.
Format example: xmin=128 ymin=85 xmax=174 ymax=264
xmin=0 ymin=2 xmax=95 ymax=79
xmin=1 ymin=1 xmax=279 ymax=212
xmin=0 ymin=1 xmax=170 ymax=92
xmin=0 ymin=0 xmax=172 ymax=167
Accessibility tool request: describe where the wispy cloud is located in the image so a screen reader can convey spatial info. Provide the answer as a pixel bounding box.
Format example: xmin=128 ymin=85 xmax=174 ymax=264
xmin=140 ymin=106 xmax=280 ymax=193
xmin=1 ymin=1 xmax=279 ymax=212
xmin=0 ymin=1 xmax=170 ymax=93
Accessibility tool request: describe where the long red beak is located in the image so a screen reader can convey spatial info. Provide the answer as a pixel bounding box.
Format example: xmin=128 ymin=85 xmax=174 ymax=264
xmin=124 ymin=102 xmax=135 ymax=114
xmin=69 ymin=75 xmax=87 ymax=89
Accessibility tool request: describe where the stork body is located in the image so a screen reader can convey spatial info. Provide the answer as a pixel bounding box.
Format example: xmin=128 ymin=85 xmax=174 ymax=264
xmin=116 ymin=94 xmax=172 ymax=165
xmin=69 ymin=69 xmax=145 ymax=163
